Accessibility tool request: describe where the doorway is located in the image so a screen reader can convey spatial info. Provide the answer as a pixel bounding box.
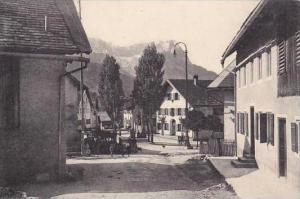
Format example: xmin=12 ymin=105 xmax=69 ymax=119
xmin=250 ymin=107 xmax=255 ymax=155
xmin=278 ymin=118 xmax=287 ymax=177
xmin=171 ymin=120 xmax=176 ymax=136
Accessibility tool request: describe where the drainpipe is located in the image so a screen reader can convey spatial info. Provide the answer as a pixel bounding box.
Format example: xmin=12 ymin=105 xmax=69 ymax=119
xmin=58 ymin=60 xmax=88 ymax=178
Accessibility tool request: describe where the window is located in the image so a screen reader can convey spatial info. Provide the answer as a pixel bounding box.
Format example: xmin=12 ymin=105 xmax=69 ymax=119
xmin=167 ymin=93 xmax=171 ymax=100
xmin=0 ymin=57 xmax=20 ymax=129
xmin=164 ymin=108 xmax=169 ymax=115
xmin=86 ymin=119 xmax=91 ymax=124
xmin=174 ymin=93 xmax=179 ymax=100
xmin=177 ymin=124 xmax=182 ymax=132
xmin=170 ymin=108 xmax=175 ymax=116
xmin=291 ymin=123 xmax=298 ymax=153
xmin=260 ymin=113 xmax=267 ymax=143
xmin=250 ymin=61 xmax=254 ymax=83
xmin=267 ymin=113 xmax=274 ymax=146
xmin=258 ymin=55 xmax=262 ymax=79
xmin=177 ymin=108 xmax=182 ymax=116
xmin=266 ymin=49 xmax=272 ymax=77
xmin=164 ymin=123 xmax=169 ymax=130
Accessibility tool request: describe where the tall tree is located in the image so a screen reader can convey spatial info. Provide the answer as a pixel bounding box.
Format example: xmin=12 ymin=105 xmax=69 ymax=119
xmin=132 ymin=44 xmax=165 ymax=142
xmin=98 ymin=55 xmax=124 ymax=128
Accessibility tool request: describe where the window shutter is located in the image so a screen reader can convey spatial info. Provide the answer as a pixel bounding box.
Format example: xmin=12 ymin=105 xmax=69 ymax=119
xmin=278 ymin=40 xmax=286 ymax=75
xmin=295 ymin=31 xmax=300 ymax=65
xmin=245 ymin=113 xmax=249 ymax=136
xmin=236 ymin=113 xmax=240 ymax=133
xmin=260 ymin=113 xmax=267 ymax=143
xmin=241 ymin=113 xmax=244 ymax=135
xmin=255 ymin=113 xmax=260 ymax=140
xmin=291 ymin=123 xmax=297 ymax=152
xmin=270 ymin=114 xmax=274 ymax=146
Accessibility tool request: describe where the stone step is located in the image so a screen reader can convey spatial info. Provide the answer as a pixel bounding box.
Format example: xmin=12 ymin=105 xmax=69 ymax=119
xmin=243 ymin=153 xmax=255 ymax=159
xmin=238 ymin=157 xmax=257 ymax=163
xmin=231 ymin=160 xmax=258 ymax=168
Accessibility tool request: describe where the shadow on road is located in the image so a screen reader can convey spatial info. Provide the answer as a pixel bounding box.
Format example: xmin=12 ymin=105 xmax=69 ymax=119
xmin=15 ymin=157 xmax=235 ymax=198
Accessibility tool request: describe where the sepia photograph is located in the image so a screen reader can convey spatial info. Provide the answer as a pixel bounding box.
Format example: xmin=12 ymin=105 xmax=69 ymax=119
xmin=0 ymin=0 xmax=299 ymax=198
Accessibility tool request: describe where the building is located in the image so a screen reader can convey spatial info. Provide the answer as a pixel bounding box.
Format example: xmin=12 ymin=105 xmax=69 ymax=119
xmin=97 ymin=111 xmax=112 ymax=130
xmin=221 ymin=0 xmax=300 ymax=189
xmin=157 ymin=76 xmax=223 ymax=137
xmin=0 ymin=0 xmax=91 ymax=184
xmin=78 ymin=89 xmax=97 ymax=131
xmin=208 ymin=60 xmax=236 ymax=141
xmin=65 ymin=75 xmax=96 ymax=152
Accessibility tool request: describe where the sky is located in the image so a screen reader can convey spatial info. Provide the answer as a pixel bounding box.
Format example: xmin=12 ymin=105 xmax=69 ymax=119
xmin=78 ymin=0 xmax=259 ymax=73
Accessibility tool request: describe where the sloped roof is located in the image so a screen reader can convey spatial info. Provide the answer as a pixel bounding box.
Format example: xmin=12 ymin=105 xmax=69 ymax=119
xmin=66 ymin=74 xmax=94 ymax=109
xmin=208 ymin=60 xmax=236 ymax=89
xmin=0 ymin=0 xmax=91 ymax=54
xmin=221 ymin=0 xmax=269 ymax=62
xmin=66 ymin=74 xmax=89 ymax=90
xmin=167 ymin=79 xmax=223 ymax=107
xmin=98 ymin=111 xmax=111 ymax=122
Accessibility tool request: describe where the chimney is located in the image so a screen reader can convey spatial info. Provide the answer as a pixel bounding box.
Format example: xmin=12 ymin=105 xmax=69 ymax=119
xmin=193 ymin=75 xmax=198 ymax=86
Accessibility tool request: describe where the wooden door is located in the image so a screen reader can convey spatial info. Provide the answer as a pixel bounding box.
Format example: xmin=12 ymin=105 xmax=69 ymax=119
xmin=250 ymin=107 xmax=255 ymax=155
xmin=278 ymin=118 xmax=287 ymax=177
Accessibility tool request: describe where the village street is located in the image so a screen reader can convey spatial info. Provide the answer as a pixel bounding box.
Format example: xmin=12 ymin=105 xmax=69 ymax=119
xmin=16 ymin=135 xmax=239 ymax=199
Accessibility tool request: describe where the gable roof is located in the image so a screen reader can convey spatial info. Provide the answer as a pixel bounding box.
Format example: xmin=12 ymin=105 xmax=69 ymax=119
xmin=166 ymin=79 xmax=223 ymax=107
xmin=208 ymin=60 xmax=235 ymax=89
xmin=98 ymin=111 xmax=111 ymax=122
xmin=66 ymin=74 xmax=94 ymax=109
xmin=0 ymin=0 xmax=91 ymax=55
xmin=221 ymin=0 xmax=270 ymax=63
xmin=66 ymin=74 xmax=89 ymax=90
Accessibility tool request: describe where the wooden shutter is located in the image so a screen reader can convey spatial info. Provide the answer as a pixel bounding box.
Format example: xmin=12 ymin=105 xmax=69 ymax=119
xmin=278 ymin=40 xmax=286 ymax=75
xmin=260 ymin=113 xmax=267 ymax=143
xmin=291 ymin=123 xmax=297 ymax=152
xmin=270 ymin=114 xmax=274 ymax=146
xmin=245 ymin=113 xmax=249 ymax=136
xmin=295 ymin=31 xmax=300 ymax=94
xmin=237 ymin=113 xmax=240 ymax=134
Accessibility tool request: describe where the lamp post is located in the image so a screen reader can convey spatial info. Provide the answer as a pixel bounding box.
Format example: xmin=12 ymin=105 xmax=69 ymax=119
xmin=173 ymin=42 xmax=192 ymax=149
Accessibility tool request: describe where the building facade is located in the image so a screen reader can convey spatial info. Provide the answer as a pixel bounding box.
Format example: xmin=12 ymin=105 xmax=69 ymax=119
xmin=208 ymin=61 xmax=235 ymax=141
xmin=222 ymin=0 xmax=300 ymax=189
xmin=157 ymin=77 xmax=223 ymax=137
xmin=0 ymin=0 xmax=91 ymax=184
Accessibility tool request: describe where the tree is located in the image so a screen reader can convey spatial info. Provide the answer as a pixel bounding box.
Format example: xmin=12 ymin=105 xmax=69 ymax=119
xmin=98 ymin=55 xmax=124 ymax=131
xmin=132 ymin=44 xmax=165 ymax=142
xmin=182 ymin=110 xmax=206 ymax=147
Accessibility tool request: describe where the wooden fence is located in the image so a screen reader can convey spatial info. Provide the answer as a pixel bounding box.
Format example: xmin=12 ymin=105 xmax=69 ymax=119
xmin=199 ymin=138 xmax=236 ymax=156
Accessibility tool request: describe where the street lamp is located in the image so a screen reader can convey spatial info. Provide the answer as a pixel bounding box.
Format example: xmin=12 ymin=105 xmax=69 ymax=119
xmin=173 ymin=42 xmax=192 ymax=149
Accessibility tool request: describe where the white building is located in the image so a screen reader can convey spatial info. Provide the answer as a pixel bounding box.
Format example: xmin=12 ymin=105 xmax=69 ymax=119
xmin=157 ymin=76 xmax=223 ymax=137
xmin=208 ymin=61 xmax=235 ymax=141
xmin=221 ymin=0 xmax=300 ymax=190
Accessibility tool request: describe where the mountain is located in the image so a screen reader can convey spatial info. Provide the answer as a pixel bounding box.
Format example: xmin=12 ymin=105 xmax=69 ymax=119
xmin=68 ymin=38 xmax=217 ymax=97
